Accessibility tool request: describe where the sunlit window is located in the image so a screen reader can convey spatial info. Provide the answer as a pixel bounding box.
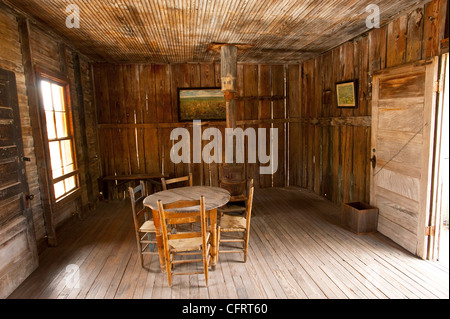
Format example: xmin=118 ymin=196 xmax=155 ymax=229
xmin=39 ymin=77 xmax=78 ymax=201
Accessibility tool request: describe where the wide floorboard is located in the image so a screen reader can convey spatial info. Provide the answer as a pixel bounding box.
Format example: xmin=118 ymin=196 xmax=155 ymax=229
xmin=7 ymin=187 xmax=449 ymax=299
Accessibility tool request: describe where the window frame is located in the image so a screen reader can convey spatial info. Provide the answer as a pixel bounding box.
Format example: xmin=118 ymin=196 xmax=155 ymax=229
xmin=35 ymin=67 xmax=80 ymax=204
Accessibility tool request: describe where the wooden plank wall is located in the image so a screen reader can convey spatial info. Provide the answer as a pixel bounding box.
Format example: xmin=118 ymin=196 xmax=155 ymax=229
xmin=94 ymin=63 xmax=289 ymax=188
xmin=294 ymin=0 xmax=447 ymax=207
xmin=27 ymin=23 xmax=101 ymax=230
xmin=29 ymin=25 xmax=79 ymax=228
xmin=0 ymin=6 xmax=45 ymax=243
xmin=0 ymin=3 xmax=101 ymax=249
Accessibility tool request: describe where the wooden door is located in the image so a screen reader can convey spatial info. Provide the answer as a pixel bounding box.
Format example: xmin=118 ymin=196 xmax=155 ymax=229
xmin=370 ymin=57 xmax=439 ymax=259
xmin=0 ymin=68 xmax=38 ymax=298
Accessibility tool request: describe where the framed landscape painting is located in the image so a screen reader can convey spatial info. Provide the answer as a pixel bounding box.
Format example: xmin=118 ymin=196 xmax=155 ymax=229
xmin=336 ymin=80 xmax=358 ymax=108
xmin=178 ymin=87 xmax=226 ymax=121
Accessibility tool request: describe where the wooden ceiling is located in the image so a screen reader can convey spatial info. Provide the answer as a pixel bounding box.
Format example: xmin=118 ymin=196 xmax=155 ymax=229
xmin=5 ymin=0 xmax=430 ymax=64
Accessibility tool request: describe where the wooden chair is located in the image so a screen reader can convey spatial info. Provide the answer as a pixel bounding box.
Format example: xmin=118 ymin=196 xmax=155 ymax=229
xmin=218 ymin=178 xmax=253 ymax=215
xmin=217 ymin=186 xmax=254 ymax=262
xmin=128 ymin=181 xmax=158 ymax=268
xmin=161 ymin=172 xmax=195 ymax=230
xmin=161 ymin=172 xmax=193 ymax=190
xmin=157 ymin=196 xmax=212 ymax=287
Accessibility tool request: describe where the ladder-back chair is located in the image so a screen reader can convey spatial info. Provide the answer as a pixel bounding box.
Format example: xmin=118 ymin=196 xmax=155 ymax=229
xmin=128 ymin=181 xmax=157 ymax=267
xmin=218 ymin=178 xmax=253 ymax=215
xmin=161 ymin=173 xmax=193 ymax=190
xmin=161 ymin=172 xmax=195 ymax=230
xmin=217 ymin=186 xmax=254 ymax=262
xmin=157 ymin=196 xmax=212 ymax=287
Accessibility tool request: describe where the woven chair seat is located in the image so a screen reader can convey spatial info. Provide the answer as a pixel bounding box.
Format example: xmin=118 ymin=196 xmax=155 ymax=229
xmin=229 ymin=194 xmax=247 ymax=202
xmin=219 ymin=214 xmax=246 ymax=232
xmin=139 ymin=220 xmax=156 ymax=232
xmin=169 ymin=233 xmax=210 ymax=252
xmin=218 ymin=204 xmax=246 ymax=213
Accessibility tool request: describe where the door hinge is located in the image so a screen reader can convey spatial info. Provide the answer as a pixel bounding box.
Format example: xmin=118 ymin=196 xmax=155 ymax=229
xmin=433 ymin=80 xmax=443 ymax=93
xmin=425 ymin=226 xmax=435 ymax=236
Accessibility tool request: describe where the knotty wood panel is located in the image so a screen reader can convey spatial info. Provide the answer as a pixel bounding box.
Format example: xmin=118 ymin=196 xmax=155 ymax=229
xmin=406 ymin=8 xmax=425 ymax=63
xmin=29 ymin=25 xmax=60 ymax=73
xmin=139 ymin=64 xmax=157 ymax=123
xmin=272 ymin=65 xmax=285 ymax=187
xmin=378 ymin=105 xmax=424 ymax=132
xmin=376 ymin=169 xmax=421 ymax=201
xmin=376 ymin=131 xmax=422 ymax=168
xmin=379 ymin=73 xmax=426 ymax=99
xmin=386 ymin=15 xmax=408 ymax=68
xmin=287 ymin=64 xmax=300 ymax=187
xmin=258 ymin=65 xmax=272 ymax=188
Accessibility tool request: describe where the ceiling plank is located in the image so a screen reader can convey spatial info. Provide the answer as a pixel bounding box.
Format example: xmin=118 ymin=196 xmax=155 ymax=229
xmin=1 ymin=0 xmax=434 ymax=64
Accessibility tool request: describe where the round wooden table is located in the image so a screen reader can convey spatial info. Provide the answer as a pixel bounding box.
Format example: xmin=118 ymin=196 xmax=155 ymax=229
xmin=144 ymin=186 xmax=230 ymax=272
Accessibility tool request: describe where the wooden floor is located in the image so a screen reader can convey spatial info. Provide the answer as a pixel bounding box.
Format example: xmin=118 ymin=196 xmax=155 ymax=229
xmin=8 ymin=187 xmax=449 ymax=299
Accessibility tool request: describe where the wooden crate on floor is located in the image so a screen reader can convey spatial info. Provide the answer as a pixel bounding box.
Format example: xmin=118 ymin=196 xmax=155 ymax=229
xmin=341 ymin=202 xmax=379 ymax=235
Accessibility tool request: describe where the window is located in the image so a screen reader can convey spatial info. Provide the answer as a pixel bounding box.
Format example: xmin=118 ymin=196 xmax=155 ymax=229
xmin=37 ymin=71 xmax=79 ymax=202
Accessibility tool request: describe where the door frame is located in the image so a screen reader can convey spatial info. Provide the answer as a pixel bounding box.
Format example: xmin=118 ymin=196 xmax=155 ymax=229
xmin=429 ymin=53 xmax=449 ymax=261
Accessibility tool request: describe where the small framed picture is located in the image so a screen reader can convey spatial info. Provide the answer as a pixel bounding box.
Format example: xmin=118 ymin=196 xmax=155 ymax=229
xmin=335 ymin=80 xmax=358 ymax=108
xmin=178 ymin=87 xmax=226 ymax=121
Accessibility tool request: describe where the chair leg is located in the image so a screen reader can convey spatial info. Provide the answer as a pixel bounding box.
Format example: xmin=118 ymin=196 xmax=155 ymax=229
xmin=243 ymin=230 xmax=249 ymax=263
xmin=166 ymin=253 xmax=173 ymax=287
xmin=136 ymin=234 xmax=144 ymax=267
xmin=139 ymin=252 xmax=144 ymax=267
xmin=166 ymin=270 xmax=172 ymax=287
xmin=150 ymin=232 xmax=157 ymax=252
xmin=203 ymin=248 xmax=209 ymax=287
xmin=216 ymin=227 xmax=221 ymax=262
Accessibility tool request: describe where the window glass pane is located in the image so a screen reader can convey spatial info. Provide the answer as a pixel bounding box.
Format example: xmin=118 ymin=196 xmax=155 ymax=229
xmin=40 ymin=80 xmax=53 ymax=111
xmin=55 ymin=112 xmax=68 ymax=138
xmin=63 ymin=164 xmax=74 ymax=175
xmin=54 ymin=180 xmax=65 ymax=199
xmin=52 ymin=168 xmax=63 ymax=179
xmin=64 ymin=176 xmax=76 ymax=193
xmin=49 ymin=141 xmax=62 ymax=177
xmin=51 ymin=83 xmax=65 ymax=112
xmin=61 ymin=139 xmax=73 ymax=166
xmin=45 ymin=111 xmax=56 ymax=140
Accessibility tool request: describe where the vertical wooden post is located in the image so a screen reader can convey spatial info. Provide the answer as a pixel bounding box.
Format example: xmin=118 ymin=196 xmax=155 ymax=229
xmin=221 ymin=45 xmax=237 ymax=129
xmin=220 ymin=44 xmax=244 ymax=180
xmin=18 ymin=17 xmax=57 ymax=246
xmin=73 ymin=52 xmax=94 ymax=213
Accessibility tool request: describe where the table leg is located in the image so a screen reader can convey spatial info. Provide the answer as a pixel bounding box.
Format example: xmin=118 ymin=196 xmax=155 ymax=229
xmin=209 ymin=208 xmax=218 ymax=266
xmin=151 ymin=209 xmax=166 ymax=273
